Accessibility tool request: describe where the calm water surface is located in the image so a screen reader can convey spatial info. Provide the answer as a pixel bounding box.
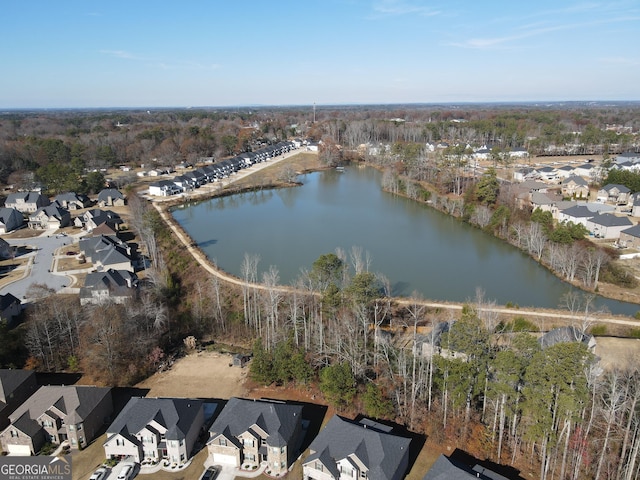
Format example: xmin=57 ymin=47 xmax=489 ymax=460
xmin=172 ymin=167 xmax=639 ymax=316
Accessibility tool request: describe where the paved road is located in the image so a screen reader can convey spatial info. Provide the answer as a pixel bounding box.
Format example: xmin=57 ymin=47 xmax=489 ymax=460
xmin=1 ymin=229 xmax=81 ymax=301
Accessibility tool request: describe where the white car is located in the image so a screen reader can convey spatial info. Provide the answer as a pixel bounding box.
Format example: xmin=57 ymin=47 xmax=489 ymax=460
xmin=89 ymin=468 xmax=108 ymax=480
xmin=117 ymin=463 xmax=135 ymax=480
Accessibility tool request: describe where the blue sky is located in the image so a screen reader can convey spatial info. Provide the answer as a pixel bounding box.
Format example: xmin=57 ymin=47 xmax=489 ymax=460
xmin=2 ymin=0 xmax=639 ymax=108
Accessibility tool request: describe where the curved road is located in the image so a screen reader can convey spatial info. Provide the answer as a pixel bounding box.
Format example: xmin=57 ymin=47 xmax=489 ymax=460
xmin=152 ymin=152 xmax=640 ymax=327
xmin=1 ymin=230 xmax=80 ymax=301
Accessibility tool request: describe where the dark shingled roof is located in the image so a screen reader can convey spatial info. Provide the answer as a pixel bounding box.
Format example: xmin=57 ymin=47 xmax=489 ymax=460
xmin=589 ymin=212 xmax=633 ymax=228
xmin=209 ymin=397 xmax=302 ymax=448
xmin=0 ymin=369 xmax=35 ymax=404
xmin=423 ymin=454 xmax=510 ymax=480
xmin=304 ymin=415 xmax=411 ymax=480
xmin=539 ymin=326 xmax=592 ymax=349
xmin=106 ymin=397 xmax=204 ymax=442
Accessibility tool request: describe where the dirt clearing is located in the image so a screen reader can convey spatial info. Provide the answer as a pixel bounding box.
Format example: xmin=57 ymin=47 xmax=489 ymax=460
xmin=135 ymin=351 xmax=249 ymax=399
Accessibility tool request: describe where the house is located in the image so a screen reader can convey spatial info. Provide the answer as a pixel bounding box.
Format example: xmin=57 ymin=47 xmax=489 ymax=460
xmin=539 ymin=326 xmax=596 ymax=352
xmin=508 ymin=147 xmax=529 ymax=158
xmin=103 ymin=397 xmax=205 ymax=466
xmin=97 ymin=189 xmax=126 ymax=207
xmin=555 ymin=165 xmax=576 ymax=179
xmin=573 ymin=163 xmax=598 ymax=180
xmin=586 ymin=213 xmax=633 ymax=240
xmin=631 ymin=193 xmax=640 ymax=217
xmin=4 ymin=192 xmax=50 ymax=214
xmin=615 ymin=152 xmax=640 ymax=164
xmin=536 ymin=166 xmax=558 ymax=182
xmin=561 ymin=176 xmax=589 ymax=199
xmin=422 ymin=454 xmax=510 ymax=480
xmin=512 ymin=167 xmax=536 ymax=183
xmin=149 ymin=180 xmax=181 ymax=197
xmin=53 ymin=192 xmax=91 ymax=210
xmin=79 ymin=235 xmax=134 ymax=272
xmin=74 ymin=209 xmax=123 ymax=232
xmin=620 ymin=224 xmax=640 ymax=248
xmin=0 ymin=370 xmax=38 ymax=430
xmin=0 ymin=385 xmax=112 ymax=455
xmin=557 ymin=205 xmax=597 ymax=227
xmin=0 ymin=293 xmax=22 ymax=327
xmin=79 ymin=269 xmax=138 ymax=306
xmin=0 ymin=207 xmax=25 ymax=234
xmin=302 ymin=415 xmax=411 ymax=480
xmin=597 ymin=184 xmax=631 ymax=205
xmin=207 ymin=397 xmax=303 ymax=476
xmin=27 ymin=205 xmax=71 ymax=230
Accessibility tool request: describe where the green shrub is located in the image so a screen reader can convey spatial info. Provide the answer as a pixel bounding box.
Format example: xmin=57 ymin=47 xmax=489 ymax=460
xmin=629 ymin=328 xmax=640 ymax=339
xmin=589 ymin=325 xmax=607 ymax=336
xmin=511 ymin=317 xmax=538 ymax=332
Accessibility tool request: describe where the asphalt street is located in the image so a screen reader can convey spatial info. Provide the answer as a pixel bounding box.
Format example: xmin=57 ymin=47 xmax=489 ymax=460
xmin=1 ymin=229 xmax=79 ymax=301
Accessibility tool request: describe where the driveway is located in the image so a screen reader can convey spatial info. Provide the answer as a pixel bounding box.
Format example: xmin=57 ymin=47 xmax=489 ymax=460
xmin=0 ymin=229 xmax=83 ymax=301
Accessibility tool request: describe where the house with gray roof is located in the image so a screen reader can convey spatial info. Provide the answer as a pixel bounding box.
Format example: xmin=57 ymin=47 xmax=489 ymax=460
xmin=620 ymin=224 xmax=640 ymax=248
xmin=0 ymin=385 xmax=112 ymax=455
xmin=422 ymin=454 xmax=509 ymax=480
xmin=539 ymin=326 xmax=596 ymax=352
xmin=27 ymin=205 xmax=71 ymax=230
xmin=303 ymin=415 xmax=411 ymax=480
xmin=0 ymin=238 xmax=12 ymax=260
xmin=79 ymin=235 xmax=134 ymax=272
xmin=54 ymin=192 xmax=91 ymax=210
xmin=0 ymin=370 xmax=38 ymax=430
xmin=74 ymin=208 xmax=123 ymax=232
xmin=207 ymin=397 xmax=303 ymax=476
xmin=561 ymin=176 xmax=589 ymax=199
xmin=80 ymin=269 xmax=138 ymax=306
xmin=0 ymin=207 xmax=25 ymax=234
xmin=97 ymin=188 xmax=125 ymax=207
xmin=557 ymin=204 xmax=596 ymax=227
xmin=597 ymin=184 xmax=631 ymax=205
xmin=104 ymin=397 xmax=204 ymax=466
xmin=585 ymin=213 xmax=633 ymax=240
xmin=0 ymin=293 xmax=22 ymax=327
xmin=5 ymin=192 xmax=50 ymax=214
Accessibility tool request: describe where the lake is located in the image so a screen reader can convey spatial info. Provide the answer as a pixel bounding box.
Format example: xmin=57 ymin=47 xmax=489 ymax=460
xmin=171 ymin=166 xmax=640 ymax=317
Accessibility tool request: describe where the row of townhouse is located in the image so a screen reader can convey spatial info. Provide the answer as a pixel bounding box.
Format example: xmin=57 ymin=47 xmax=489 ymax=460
xmin=514 ymin=162 xmax=601 ymax=184
xmin=0 ymin=369 xmax=510 ymax=479
xmin=148 ymin=141 xmax=299 ymax=196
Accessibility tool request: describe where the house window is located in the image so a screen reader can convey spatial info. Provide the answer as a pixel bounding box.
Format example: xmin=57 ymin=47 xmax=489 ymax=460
xmin=10 ymin=430 xmax=18 ymax=438
xmin=361 ymin=471 xmax=367 ymax=478
xmin=314 ymin=462 xmax=323 ymax=472
xmin=219 ymin=438 xmax=227 ymax=446
xmin=180 ymin=453 xmax=185 ymax=462
xmin=261 ymin=438 xmax=267 ymax=446
xmin=245 ymin=454 xmax=255 ymax=461
xmin=243 ymin=438 xmax=254 ymax=447
xmin=116 ymin=438 xmax=125 ymax=446
xmin=71 ymin=438 xmax=77 ymax=446
xmin=179 ymin=439 xmax=184 ymax=446
xmin=77 ymin=424 xmax=82 ymax=431
xmin=42 ymin=420 xmax=53 ymax=428
xmin=272 ymin=447 xmax=279 ymax=454
xmin=281 ymin=446 xmax=286 ymax=454
xmin=68 ymin=425 xmax=75 ymax=431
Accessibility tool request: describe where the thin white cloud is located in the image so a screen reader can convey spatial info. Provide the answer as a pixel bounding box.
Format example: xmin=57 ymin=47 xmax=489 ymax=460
xmin=450 ymin=13 xmax=640 ymax=50
xmin=369 ymin=0 xmax=440 ymax=19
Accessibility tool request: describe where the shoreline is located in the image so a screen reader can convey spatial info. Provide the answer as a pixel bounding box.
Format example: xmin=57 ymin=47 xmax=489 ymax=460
xmin=148 ymin=154 xmax=640 ymax=324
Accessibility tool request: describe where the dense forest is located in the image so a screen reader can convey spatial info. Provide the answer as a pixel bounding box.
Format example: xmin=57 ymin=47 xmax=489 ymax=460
xmin=2 ymin=103 xmax=640 ymax=479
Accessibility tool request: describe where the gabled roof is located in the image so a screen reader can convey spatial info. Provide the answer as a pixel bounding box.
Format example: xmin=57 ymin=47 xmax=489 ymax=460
xmin=622 ymin=224 xmax=640 ymax=238
xmin=600 ymin=183 xmax=631 ymax=194
xmin=304 ymin=415 xmax=411 ymax=480
xmin=97 ymin=189 xmax=124 ymax=202
xmin=422 ymin=454 xmax=509 ymax=480
xmin=562 ymin=175 xmax=588 ymax=186
xmin=539 ymin=326 xmax=592 ymax=349
xmin=559 ymin=205 xmax=595 ymax=218
xmin=106 ymin=397 xmax=203 ymax=441
xmin=588 ymin=213 xmax=633 ymax=228
xmin=5 ymin=192 xmax=48 ymax=204
xmin=209 ymin=397 xmax=302 ymax=448
xmin=8 ymin=385 xmax=111 ymax=424
xmin=81 ymin=269 xmax=137 ymax=291
xmin=0 ymin=369 xmax=35 ymax=404
xmin=31 ymin=205 xmax=69 ymax=221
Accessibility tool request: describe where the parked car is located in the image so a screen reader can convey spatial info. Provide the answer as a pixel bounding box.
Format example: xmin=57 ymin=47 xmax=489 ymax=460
xmin=200 ymin=466 xmax=220 ymax=480
xmin=89 ymin=468 xmax=108 ymax=480
xmin=117 ymin=463 xmax=135 ymax=480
